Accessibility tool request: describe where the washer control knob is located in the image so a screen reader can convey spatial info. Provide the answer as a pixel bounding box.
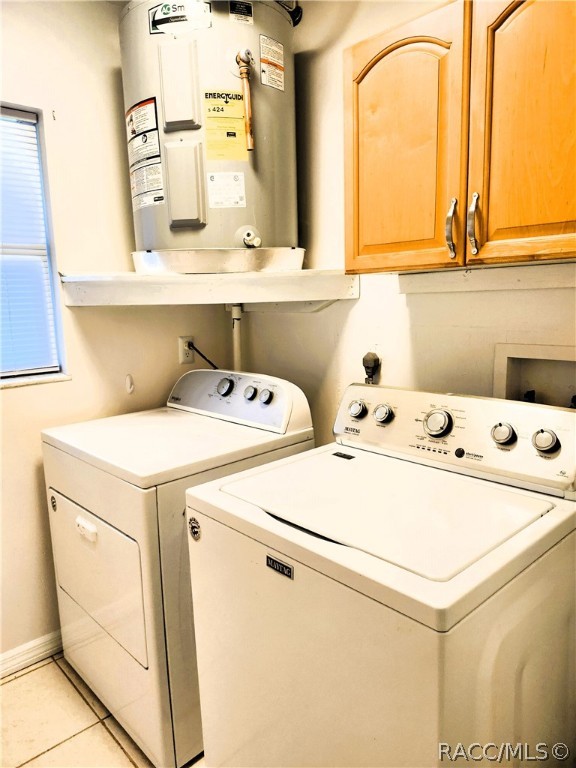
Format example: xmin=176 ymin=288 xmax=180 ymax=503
xmin=348 ymin=400 xmax=368 ymax=419
xmin=217 ymin=377 xmax=234 ymax=397
xmin=423 ymin=409 xmax=453 ymax=437
xmin=532 ymin=429 xmax=560 ymax=453
xmin=491 ymin=422 xmax=517 ymax=445
xmin=244 ymin=385 xmax=257 ymax=401
xmin=373 ymin=403 xmax=394 ymax=424
xmin=259 ymin=388 xmax=274 ymax=405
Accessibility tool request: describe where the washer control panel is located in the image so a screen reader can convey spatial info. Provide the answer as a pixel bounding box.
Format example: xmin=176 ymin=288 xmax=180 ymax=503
xmin=167 ymin=369 xmax=312 ymax=434
xmin=333 ymin=383 xmax=576 ymax=497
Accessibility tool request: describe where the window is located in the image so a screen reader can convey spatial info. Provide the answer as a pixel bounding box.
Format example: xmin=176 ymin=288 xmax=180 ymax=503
xmin=1 ymin=105 xmax=63 ymax=381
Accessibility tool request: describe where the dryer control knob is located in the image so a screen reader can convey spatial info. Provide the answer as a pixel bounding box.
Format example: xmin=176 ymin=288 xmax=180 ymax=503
xmin=217 ymin=377 xmax=234 ymax=397
xmin=423 ymin=409 xmax=453 ymax=437
xmin=348 ymin=400 xmax=367 ymax=419
xmin=491 ymin=422 xmax=517 ymax=445
xmin=244 ymin=385 xmax=257 ymax=401
xmin=532 ymin=429 xmax=560 ymax=453
xmin=373 ymin=403 xmax=394 ymax=423
xmin=259 ymin=388 xmax=274 ymax=405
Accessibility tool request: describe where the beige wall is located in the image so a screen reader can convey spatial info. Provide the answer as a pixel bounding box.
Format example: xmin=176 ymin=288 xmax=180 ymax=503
xmin=0 ymin=2 xmax=230 ymax=656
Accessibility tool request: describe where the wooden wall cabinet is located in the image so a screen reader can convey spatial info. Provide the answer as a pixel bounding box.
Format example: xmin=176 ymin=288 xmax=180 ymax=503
xmin=344 ymin=0 xmax=576 ymax=274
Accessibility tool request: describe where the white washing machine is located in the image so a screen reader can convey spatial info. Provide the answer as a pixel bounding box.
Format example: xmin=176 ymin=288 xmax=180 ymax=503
xmin=41 ymin=369 xmax=313 ymax=768
xmin=186 ymin=384 xmax=576 ymax=767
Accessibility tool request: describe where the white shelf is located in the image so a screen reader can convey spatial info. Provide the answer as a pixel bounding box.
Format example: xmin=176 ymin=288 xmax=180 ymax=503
xmin=60 ymin=270 xmax=360 ymax=312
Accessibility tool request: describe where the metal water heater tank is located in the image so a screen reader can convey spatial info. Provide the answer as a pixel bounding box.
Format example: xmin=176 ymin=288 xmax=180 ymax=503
xmin=119 ymin=0 xmax=303 ymax=273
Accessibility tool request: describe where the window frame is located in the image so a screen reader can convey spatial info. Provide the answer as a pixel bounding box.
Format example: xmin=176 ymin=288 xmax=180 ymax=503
xmin=1 ymin=103 xmax=67 ymax=387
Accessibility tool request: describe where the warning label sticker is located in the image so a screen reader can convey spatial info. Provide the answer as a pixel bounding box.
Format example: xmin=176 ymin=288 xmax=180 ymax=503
xmin=130 ymin=164 xmax=164 ymax=212
xmin=126 ymin=98 xmax=156 ymax=142
xmin=204 ymin=90 xmax=247 ymax=161
xmin=126 ymin=98 xmax=164 ymax=211
xmin=229 ymin=1 xmax=253 ymax=24
xmin=207 ymin=172 xmax=246 ymax=208
xmin=260 ymin=34 xmax=284 ymax=91
xmin=127 ymin=130 xmax=160 ymax=168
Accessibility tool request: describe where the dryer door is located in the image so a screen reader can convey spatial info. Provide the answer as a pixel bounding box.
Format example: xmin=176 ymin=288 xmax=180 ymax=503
xmin=48 ymin=490 xmax=148 ymax=667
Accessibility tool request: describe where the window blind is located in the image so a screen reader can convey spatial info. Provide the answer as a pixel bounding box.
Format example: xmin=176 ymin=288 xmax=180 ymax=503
xmin=1 ymin=106 xmax=61 ymax=378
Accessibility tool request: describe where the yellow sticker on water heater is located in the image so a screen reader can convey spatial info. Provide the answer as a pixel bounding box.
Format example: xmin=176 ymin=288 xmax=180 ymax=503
xmin=204 ymin=90 xmax=248 ymax=161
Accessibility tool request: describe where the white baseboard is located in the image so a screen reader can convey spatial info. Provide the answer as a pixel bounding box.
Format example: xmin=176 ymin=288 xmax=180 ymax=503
xmin=1 ymin=630 xmax=62 ymax=679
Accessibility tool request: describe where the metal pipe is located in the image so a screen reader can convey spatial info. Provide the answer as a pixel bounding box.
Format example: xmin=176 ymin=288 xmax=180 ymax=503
xmin=231 ymin=304 xmax=243 ymax=370
xmin=236 ymin=50 xmax=254 ymax=151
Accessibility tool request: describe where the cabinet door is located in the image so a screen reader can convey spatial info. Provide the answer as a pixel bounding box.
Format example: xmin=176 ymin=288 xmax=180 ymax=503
xmin=344 ymin=1 xmax=470 ymax=273
xmin=467 ymin=0 xmax=576 ymax=265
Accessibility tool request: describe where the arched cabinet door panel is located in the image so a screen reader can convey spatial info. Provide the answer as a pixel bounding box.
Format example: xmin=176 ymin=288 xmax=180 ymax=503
xmin=467 ymin=0 xmax=576 ymax=266
xmin=345 ymin=0 xmax=575 ymax=274
xmin=345 ymin=1 xmax=470 ymax=273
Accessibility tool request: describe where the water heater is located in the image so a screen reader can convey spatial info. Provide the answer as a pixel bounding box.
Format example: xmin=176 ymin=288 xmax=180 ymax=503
xmin=119 ymin=0 xmax=303 ymax=273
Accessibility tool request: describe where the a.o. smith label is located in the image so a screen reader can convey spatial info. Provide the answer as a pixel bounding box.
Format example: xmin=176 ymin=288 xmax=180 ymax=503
xmin=266 ymin=554 xmax=294 ymax=579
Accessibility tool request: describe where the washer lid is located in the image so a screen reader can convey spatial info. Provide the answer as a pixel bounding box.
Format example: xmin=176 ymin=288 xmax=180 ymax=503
xmin=221 ymin=448 xmax=554 ymax=581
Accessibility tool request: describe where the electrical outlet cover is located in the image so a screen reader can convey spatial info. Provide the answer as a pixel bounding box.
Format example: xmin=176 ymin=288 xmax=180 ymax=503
xmin=178 ymin=336 xmax=195 ymax=364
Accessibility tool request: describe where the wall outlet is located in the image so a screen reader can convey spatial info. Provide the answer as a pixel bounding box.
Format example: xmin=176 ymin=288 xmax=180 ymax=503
xmin=178 ymin=336 xmax=195 ymax=364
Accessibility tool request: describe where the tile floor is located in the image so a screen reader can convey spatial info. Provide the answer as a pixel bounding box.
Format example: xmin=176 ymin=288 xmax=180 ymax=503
xmin=1 ymin=654 xmax=205 ymax=768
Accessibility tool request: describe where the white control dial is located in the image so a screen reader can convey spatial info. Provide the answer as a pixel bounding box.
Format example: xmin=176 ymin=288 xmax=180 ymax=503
xmin=259 ymin=388 xmax=274 ymax=405
xmin=216 ymin=377 xmax=234 ymax=397
xmin=348 ymin=400 xmax=367 ymax=419
xmin=532 ymin=429 xmax=560 ymax=453
xmin=423 ymin=409 xmax=453 ymax=437
xmin=373 ymin=403 xmax=394 ymax=424
xmin=491 ymin=422 xmax=517 ymax=445
xmin=244 ymin=385 xmax=257 ymax=401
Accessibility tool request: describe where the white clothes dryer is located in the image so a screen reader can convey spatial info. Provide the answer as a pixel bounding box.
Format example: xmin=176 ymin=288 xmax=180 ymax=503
xmin=186 ymin=384 xmax=576 ymax=767
xmin=41 ymin=369 xmax=313 ymax=768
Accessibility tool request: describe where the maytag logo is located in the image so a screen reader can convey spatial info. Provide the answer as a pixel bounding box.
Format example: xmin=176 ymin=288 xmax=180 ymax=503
xmin=344 ymin=426 xmax=360 ymax=434
xmin=266 ymin=555 xmax=294 ymax=580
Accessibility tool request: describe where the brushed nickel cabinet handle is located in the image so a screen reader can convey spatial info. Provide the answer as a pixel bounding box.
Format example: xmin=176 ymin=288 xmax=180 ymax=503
xmin=467 ymin=192 xmax=480 ymax=255
xmin=445 ymin=197 xmax=457 ymax=258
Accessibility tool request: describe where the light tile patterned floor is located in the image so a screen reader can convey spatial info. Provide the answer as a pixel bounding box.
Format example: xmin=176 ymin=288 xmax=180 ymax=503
xmin=1 ymin=654 xmax=205 ymax=768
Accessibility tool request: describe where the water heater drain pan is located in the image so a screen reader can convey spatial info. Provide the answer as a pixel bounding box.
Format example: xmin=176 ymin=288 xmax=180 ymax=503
xmin=132 ymin=248 xmax=305 ymax=275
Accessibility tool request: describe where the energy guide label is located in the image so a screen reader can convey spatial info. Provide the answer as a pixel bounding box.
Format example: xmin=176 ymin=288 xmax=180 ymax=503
xmin=260 ymin=35 xmax=284 ymax=91
xmin=126 ymin=98 xmax=164 ymax=210
xmin=207 ymin=172 xmax=246 ymax=208
xmin=204 ymin=90 xmax=247 ymax=161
